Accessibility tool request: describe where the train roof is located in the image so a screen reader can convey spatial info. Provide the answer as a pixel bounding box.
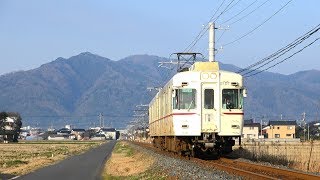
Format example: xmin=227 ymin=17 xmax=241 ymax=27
xmin=148 ymin=61 xmax=242 ymax=106
xmin=176 ymin=61 xmax=241 ymax=77
xmin=189 ymin=61 xmax=219 ymax=71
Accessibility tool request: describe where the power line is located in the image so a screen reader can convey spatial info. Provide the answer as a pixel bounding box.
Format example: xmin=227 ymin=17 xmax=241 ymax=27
xmin=239 ymin=24 xmax=320 ymax=73
xmin=183 ymin=0 xmax=226 ymax=53
xmin=184 ymin=0 xmax=237 ymax=52
xmin=242 ymin=34 xmax=317 ymax=76
xmin=245 ymin=37 xmax=320 ymax=77
xmin=212 ymin=0 xmax=238 ymax=23
xmin=222 ymin=0 xmax=293 ymax=47
xmin=227 ymin=0 xmax=271 ymax=25
xmin=224 ymin=0 xmax=242 ymax=13
xmin=220 ymin=0 xmax=260 ymax=25
xmin=238 ymin=24 xmax=320 ymax=74
xmin=217 ymin=29 xmax=227 ymax=43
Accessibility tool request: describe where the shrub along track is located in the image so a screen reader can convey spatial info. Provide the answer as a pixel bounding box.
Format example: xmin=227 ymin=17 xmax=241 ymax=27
xmin=133 ymin=141 xmax=320 ymax=180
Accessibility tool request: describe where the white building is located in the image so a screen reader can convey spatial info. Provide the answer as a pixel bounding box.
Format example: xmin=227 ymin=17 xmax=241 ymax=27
xmin=242 ymin=120 xmax=260 ymax=140
xmin=100 ymin=128 xmax=117 ymax=140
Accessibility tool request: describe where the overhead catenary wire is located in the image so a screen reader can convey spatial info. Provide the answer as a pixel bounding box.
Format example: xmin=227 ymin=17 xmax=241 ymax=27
xmin=226 ymin=0 xmax=271 ymax=25
xmin=238 ymin=24 xmax=320 ymax=74
xmin=183 ymin=0 xmax=227 ymax=53
xmin=184 ymin=0 xmax=237 ymax=53
xmin=238 ymin=24 xmax=320 ymax=73
xmin=245 ymin=37 xmax=320 ymax=78
xmin=223 ymin=0 xmax=242 ymax=15
xmin=220 ymin=0 xmax=260 ymax=25
xmin=214 ymin=0 xmax=269 ymax=57
xmin=159 ymin=1 xmax=232 ymax=85
xmin=222 ymin=0 xmax=293 ymax=47
xmin=242 ymin=33 xmax=318 ymax=76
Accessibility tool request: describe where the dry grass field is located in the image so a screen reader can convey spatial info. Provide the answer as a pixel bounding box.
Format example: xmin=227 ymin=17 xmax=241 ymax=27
xmin=233 ymin=140 xmax=320 ymax=173
xmin=0 ymin=141 xmax=101 ymax=175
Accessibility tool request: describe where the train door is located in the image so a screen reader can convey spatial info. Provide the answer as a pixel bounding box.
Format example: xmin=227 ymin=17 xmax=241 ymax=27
xmin=201 ymin=83 xmax=218 ymax=132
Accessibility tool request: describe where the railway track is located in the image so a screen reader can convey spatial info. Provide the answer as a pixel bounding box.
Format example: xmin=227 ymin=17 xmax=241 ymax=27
xmin=132 ymin=141 xmax=320 ymax=179
xmin=215 ymin=158 xmax=320 ymax=180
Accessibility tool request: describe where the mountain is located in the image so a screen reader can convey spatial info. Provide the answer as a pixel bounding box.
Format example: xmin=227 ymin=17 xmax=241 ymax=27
xmin=0 ymin=52 xmax=319 ymax=128
xmin=0 ymin=53 xmax=172 ymax=128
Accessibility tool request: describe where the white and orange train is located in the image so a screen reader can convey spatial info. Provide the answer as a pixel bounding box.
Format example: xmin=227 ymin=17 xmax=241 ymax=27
xmin=149 ymin=61 xmax=246 ymax=157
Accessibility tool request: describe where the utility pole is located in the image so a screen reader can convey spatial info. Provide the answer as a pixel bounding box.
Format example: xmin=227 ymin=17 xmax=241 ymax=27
xmin=135 ymin=104 xmax=149 ymax=140
xmin=102 ymin=116 xmax=105 ymax=128
xmin=99 ymin=113 xmax=103 ymax=128
xmin=260 ymin=118 xmax=262 ymax=138
xmin=209 ymin=22 xmax=215 ymax=62
xmin=308 ymin=123 xmax=310 ymax=141
xmin=302 ymin=112 xmax=306 ymax=141
xmin=260 ymin=116 xmax=264 ymax=138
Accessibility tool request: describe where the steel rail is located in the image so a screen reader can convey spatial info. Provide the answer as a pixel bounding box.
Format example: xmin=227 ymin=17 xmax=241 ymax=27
xmin=219 ymin=158 xmax=320 ymax=180
xmin=133 ymin=141 xmax=320 ymax=179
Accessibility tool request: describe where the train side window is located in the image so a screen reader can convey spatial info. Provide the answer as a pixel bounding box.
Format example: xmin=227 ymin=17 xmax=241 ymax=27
xmin=204 ymin=89 xmax=214 ymax=109
xmin=222 ymin=89 xmax=240 ymax=109
xmin=172 ymin=89 xmax=179 ymax=109
xmin=173 ymin=89 xmax=196 ymax=110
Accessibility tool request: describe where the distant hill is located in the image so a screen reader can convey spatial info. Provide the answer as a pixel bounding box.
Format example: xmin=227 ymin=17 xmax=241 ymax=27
xmin=0 ymin=52 xmax=319 ymax=128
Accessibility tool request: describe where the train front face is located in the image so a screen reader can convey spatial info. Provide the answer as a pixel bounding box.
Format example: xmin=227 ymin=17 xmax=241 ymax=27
xmin=218 ymin=72 xmax=244 ymax=148
xmin=199 ymin=71 xmax=245 ymax=154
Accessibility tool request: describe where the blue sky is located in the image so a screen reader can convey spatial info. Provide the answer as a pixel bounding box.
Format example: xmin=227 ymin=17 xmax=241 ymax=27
xmin=0 ymin=0 xmax=319 ymax=75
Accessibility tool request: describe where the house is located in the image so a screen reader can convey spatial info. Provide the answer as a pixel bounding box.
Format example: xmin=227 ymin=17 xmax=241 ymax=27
xmin=100 ymin=128 xmax=116 ymax=140
xmin=242 ymin=119 xmax=260 ymax=140
xmin=71 ymin=128 xmax=86 ymax=140
xmin=57 ymin=128 xmax=71 ymax=135
xmin=0 ymin=117 xmax=17 ymax=143
xmin=265 ymin=120 xmax=296 ymax=139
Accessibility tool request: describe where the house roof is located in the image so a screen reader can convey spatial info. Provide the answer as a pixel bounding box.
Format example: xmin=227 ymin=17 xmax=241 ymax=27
xmin=101 ymin=128 xmax=116 ymax=132
xmin=244 ymin=123 xmax=260 ymax=127
xmin=269 ymin=120 xmax=296 ymax=126
xmin=244 ymin=119 xmax=254 ymax=125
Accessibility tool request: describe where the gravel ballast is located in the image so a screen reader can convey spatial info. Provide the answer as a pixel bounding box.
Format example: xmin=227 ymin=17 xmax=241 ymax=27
xmin=130 ymin=143 xmax=241 ymax=179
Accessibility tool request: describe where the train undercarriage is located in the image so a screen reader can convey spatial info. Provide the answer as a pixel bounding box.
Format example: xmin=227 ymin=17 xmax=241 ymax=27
xmin=152 ymin=134 xmax=239 ymax=158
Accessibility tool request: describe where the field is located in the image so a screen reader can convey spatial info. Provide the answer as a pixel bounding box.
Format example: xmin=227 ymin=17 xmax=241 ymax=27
xmin=233 ymin=140 xmax=320 ymax=173
xmin=0 ymin=141 xmax=101 ymax=175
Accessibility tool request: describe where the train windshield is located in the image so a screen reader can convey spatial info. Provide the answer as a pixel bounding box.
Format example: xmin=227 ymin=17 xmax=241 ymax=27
xmin=204 ymin=89 xmax=214 ymax=109
xmin=173 ymin=88 xmax=196 ymax=110
xmin=222 ymin=89 xmax=243 ymax=109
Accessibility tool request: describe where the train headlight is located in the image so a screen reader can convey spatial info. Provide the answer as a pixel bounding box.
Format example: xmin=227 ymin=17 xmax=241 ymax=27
xmin=201 ymin=73 xmax=217 ymax=80
xmin=231 ymin=82 xmax=239 ymax=86
xmin=202 ymin=73 xmax=209 ymax=79
xmin=210 ymin=73 xmax=217 ymax=79
xmin=231 ymin=125 xmax=240 ymax=129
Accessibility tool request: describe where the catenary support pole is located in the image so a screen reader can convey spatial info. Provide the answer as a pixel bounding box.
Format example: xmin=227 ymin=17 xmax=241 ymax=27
xmin=209 ymin=22 xmax=215 ymax=62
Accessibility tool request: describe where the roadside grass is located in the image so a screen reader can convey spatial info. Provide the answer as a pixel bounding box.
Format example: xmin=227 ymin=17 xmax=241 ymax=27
xmin=113 ymin=142 xmax=134 ymax=157
xmin=104 ymin=168 xmax=167 ymax=180
xmin=103 ymin=141 xmax=165 ymax=180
